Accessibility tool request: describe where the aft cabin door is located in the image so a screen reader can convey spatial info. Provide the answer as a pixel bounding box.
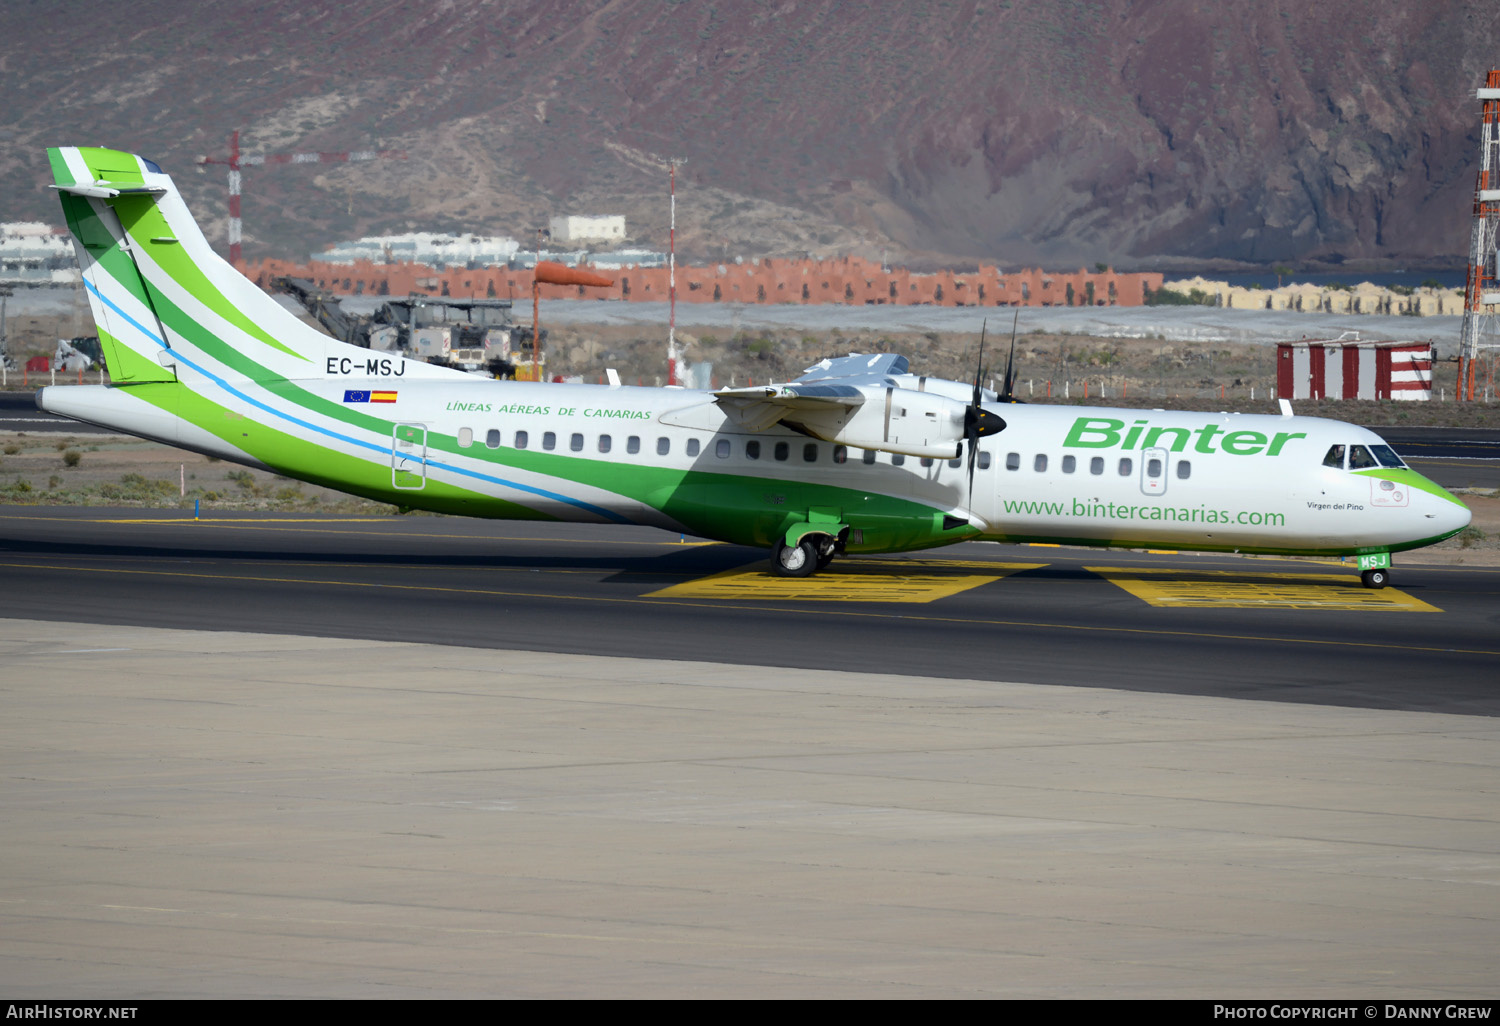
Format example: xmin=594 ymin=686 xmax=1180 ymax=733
xmin=392 ymin=423 xmax=427 ymax=490
xmin=1141 ymin=447 xmax=1168 ymax=496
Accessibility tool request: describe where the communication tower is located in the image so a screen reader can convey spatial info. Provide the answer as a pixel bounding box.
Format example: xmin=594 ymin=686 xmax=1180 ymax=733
xmin=1459 ymin=69 xmax=1500 ymax=401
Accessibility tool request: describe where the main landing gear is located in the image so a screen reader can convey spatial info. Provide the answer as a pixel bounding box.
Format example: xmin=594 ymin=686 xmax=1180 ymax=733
xmin=770 ymin=535 xmax=838 ymax=578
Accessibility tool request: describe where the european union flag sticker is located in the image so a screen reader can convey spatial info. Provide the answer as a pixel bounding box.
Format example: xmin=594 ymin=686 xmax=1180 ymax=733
xmin=343 ymin=390 xmax=371 ymax=403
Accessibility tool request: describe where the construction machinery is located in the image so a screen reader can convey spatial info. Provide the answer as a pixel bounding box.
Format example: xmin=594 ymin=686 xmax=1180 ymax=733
xmin=272 ymin=277 xmax=545 ymax=378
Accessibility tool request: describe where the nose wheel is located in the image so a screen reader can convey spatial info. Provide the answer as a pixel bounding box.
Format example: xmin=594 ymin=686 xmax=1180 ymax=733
xmin=1360 ymin=568 xmax=1389 ymax=589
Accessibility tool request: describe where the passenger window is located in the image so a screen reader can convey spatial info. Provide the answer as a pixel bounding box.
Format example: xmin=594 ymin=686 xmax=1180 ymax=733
xmin=543 ymin=431 xmax=557 ymax=451
xmin=774 ymin=442 xmax=789 ymax=461
xmin=803 ymin=443 xmax=818 ymax=462
xmin=1370 ymin=444 xmax=1405 ymax=469
xmin=1176 ymin=460 xmax=1191 ymax=479
xmin=485 ymin=429 xmax=501 ymax=449
xmin=1033 ymin=454 xmax=1047 ymax=472
xmin=657 ymin=437 xmax=670 ymax=456
xmin=1147 ymin=457 xmax=1163 ymax=478
xmin=599 ymin=434 xmax=612 ymax=453
xmin=1062 ymin=455 xmax=1076 ymax=473
xmin=978 ymin=452 xmax=992 ymax=470
xmin=948 ymin=452 xmax=962 ymax=468
xmin=1090 ymin=456 xmax=1104 ymax=475
xmin=514 ymin=430 xmax=529 ymax=449
xmin=627 ymin=436 xmax=640 ymax=454
xmin=1006 ymin=452 xmax=1020 ymax=471
xmin=1322 ymin=445 xmax=1345 ymax=469
xmin=1348 ymin=445 xmax=1377 ymax=470
xmin=745 ymin=440 xmax=760 ymax=460
xmin=570 ymin=433 xmax=584 ymax=452
xmin=834 ymin=445 xmax=848 ymax=464
xmin=715 ymin=438 xmax=730 ymax=458
xmin=686 ymin=438 xmax=701 ymax=457
xmin=1118 ymin=457 xmax=1133 ymax=476
xmin=921 ymin=457 xmax=934 ymax=468
xmin=892 ymin=454 xmax=905 ymax=466
xmin=862 ymin=449 xmax=877 ymax=465
xmin=457 ymin=427 xmax=473 ymax=448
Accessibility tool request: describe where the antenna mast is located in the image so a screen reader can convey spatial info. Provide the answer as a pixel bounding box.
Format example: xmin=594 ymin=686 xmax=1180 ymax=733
xmin=1459 ymin=69 xmax=1500 ymax=401
xmin=666 ymin=157 xmax=685 ymax=386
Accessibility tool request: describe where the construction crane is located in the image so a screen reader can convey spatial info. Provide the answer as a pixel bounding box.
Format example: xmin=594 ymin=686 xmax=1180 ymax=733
xmin=198 ymin=130 xmax=406 ymax=265
xmin=1459 ymin=69 xmax=1500 ymax=401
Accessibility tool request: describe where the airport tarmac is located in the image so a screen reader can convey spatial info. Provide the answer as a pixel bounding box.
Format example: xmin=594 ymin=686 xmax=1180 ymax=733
xmin=3 ymin=511 xmax=1498 ymax=709
xmin=1 ymin=513 xmax=1498 ymax=997
xmin=2 ymin=618 xmax=1496 ymax=999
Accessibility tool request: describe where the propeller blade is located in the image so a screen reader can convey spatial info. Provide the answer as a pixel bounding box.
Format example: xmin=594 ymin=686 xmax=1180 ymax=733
xmin=966 ymin=320 xmax=988 ymax=505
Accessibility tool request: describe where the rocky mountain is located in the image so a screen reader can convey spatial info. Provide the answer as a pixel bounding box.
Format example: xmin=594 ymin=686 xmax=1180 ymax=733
xmin=1 ymin=0 xmax=1495 ymax=270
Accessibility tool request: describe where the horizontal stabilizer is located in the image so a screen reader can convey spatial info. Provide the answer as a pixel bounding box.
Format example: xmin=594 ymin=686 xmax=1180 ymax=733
xmin=50 ymin=182 xmax=166 ymax=198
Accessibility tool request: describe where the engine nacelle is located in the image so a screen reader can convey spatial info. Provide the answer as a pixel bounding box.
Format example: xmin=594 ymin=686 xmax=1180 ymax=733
xmin=793 ymin=386 xmax=968 ymax=459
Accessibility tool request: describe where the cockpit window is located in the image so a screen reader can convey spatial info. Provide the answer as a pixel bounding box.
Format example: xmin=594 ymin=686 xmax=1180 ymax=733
xmin=1322 ymin=445 xmax=1345 ymax=469
xmin=1348 ymin=445 xmax=1378 ymax=470
xmin=1369 ymin=444 xmax=1405 ymax=469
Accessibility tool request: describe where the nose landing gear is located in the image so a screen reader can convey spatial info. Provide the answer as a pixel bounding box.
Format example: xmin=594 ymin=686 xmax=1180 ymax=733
xmin=1358 ymin=552 xmax=1391 ymax=589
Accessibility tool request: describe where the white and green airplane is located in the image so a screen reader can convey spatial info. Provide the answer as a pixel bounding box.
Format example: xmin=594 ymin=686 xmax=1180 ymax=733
xmin=38 ymin=147 xmax=1471 ymax=588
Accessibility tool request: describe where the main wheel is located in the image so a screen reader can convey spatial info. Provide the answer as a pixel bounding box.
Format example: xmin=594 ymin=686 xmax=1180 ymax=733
xmin=1361 ymin=568 xmax=1389 ymax=589
xmin=771 ymin=537 xmax=821 ymax=578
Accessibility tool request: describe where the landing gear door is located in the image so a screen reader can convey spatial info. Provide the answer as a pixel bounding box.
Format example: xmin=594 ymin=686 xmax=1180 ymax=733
xmin=393 ymin=423 xmax=427 ymax=490
xmin=1141 ymin=447 xmax=1168 ymax=496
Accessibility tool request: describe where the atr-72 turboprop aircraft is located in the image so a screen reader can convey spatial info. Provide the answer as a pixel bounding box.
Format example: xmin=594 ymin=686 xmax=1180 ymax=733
xmin=37 ymin=147 xmax=1471 ymax=587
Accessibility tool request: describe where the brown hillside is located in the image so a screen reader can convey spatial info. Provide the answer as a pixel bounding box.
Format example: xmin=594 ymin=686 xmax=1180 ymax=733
xmin=1 ymin=1 xmax=1494 ymax=269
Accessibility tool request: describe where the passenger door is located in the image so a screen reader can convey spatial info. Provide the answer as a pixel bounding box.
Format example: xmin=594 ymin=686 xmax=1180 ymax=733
xmin=392 ymin=423 xmax=427 ymax=490
xmin=1141 ymin=447 xmax=1168 ymax=496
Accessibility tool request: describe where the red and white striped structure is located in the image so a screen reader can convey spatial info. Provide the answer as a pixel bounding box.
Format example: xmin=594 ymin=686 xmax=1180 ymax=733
xmin=1277 ymin=339 xmax=1432 ymax=401
xmin=1459 ymin=69 xmax=1500 ymax=401
xmin=198 ymin=130 xmax=406 ymax=265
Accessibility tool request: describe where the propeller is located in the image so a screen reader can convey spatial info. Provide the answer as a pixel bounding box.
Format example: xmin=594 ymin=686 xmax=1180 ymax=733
xmin=964 ymin=319 xmax=1007 ymax=508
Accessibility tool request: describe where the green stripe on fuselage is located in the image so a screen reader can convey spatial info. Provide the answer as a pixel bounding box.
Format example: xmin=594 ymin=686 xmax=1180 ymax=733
xmin=120 ymin=381 xmax=553 ymax=519
xmin=1352 ymin=467 xmax=1468 ymax=507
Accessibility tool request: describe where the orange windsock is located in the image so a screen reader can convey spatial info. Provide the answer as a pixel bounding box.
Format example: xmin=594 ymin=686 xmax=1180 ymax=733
xmin=534 ymin=261 xmax=614 ymax=288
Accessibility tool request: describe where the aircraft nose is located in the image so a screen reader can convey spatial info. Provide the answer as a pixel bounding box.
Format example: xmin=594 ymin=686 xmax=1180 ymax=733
xmin=1424 ymin=481 xmax=1471 ymax=539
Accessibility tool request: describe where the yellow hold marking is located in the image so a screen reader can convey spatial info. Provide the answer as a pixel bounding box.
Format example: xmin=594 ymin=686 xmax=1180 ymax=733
xmin=1086 ymin=566 xmax=1442 ymax=611
xmin=647 ymin=559 xmax=1043 ymax=603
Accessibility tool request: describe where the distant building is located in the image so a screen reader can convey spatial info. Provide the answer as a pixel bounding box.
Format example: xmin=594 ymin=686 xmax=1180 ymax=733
xmin=549 ymin=215 xmax=626 ymax=244
xmin=0 ymin=221 xmax=80 ymax=285
xmin=587 ymin=248 xmax=666 ymax=270
xmin=320 ymin=232 xmax=521 ymax=269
